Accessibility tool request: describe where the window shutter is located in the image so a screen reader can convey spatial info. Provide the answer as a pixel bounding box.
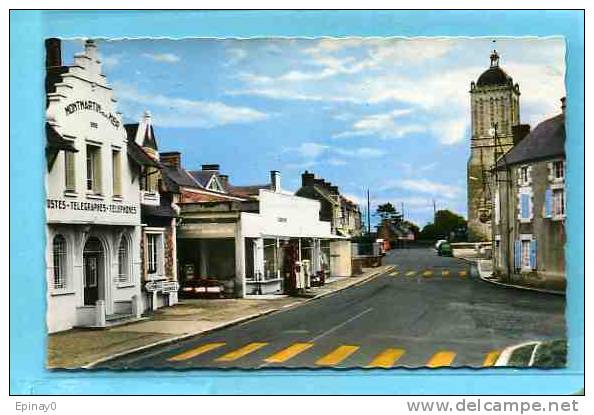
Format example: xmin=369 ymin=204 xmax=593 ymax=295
xmin=530 ymin=239 xmax=537 ymax=270
xmin=520 ymin=193 xmax=529 ymax=219
xmin=514 ymin=240 xmax=521 ymax=271
xmin=544 ymin=188 xmax=552 ymax=218
xmin=547 ymin=162 xmax=553 ymax=181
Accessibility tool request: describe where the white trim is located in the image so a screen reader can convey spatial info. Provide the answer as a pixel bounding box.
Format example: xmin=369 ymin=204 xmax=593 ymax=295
xmin=205 ymin=175 xmax=225 ymax=193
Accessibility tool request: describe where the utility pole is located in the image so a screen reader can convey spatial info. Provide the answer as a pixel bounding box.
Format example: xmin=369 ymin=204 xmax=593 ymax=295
xmin=367 ymin=189 xmax=371 ymax=235
xmin=433 ymin=199 xmax=437 ymax=223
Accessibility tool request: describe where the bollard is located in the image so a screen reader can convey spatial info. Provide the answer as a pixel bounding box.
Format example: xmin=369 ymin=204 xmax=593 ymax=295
xmin=95 ymin=300 xmax=106 ymax=327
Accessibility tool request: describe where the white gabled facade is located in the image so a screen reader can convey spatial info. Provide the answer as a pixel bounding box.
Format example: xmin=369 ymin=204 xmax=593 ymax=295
xmin=45 ymin=39 xmax=142 ymax=333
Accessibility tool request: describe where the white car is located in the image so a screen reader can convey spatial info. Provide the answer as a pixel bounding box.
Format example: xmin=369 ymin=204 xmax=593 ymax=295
xmin=435 ymin=239 xmax=447 ymax=251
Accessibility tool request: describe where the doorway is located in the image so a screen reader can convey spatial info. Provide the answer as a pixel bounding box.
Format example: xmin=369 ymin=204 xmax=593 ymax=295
xmin=83 ymin=237 xmax=104 ymax=306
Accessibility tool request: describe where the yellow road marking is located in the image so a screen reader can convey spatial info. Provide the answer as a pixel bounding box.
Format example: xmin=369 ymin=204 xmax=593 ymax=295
xmin=459 ymin=270 xmax=468 ymax=278
xmin=390 ymin=271 xmax=400 ymax=277
xmin=263 ymin=343 xmax=314 ymax=363
xmin=422 ymin=270 xmax=433 ymax=278
xmin=426 ymin=351 xmax=456 ymax=367
xmin=441 ymin=270 xmax=450 ymax=277
xmin=405 ymin=271 xmax=416 ymax=277
xmin=167 ymin=342 xmax=226 ymax=362
xmin=215 ymin=342 xmax=268 ymax=362
xmin=482 ymin=351 xmax=501 ymax=367
xmin=316 ymin=345 xmax=360 ymax=366
xmin=367 ymin=348 xmax=406 ymax=368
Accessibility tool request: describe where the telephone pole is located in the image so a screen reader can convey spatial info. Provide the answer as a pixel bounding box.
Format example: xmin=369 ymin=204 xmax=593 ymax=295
xmin=367 ymin=189 xmax=371 ymax=235
xmin=433 ymin=199 xmax=437 ymax=223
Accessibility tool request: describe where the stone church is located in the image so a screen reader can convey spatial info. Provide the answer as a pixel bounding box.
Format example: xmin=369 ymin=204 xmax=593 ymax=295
xmin=467 ymin=50 xmax=523 ymax=241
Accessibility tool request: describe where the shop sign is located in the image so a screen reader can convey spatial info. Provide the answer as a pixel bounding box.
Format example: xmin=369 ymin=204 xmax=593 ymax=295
xmin=47 ymin=198 xmax=137 ymax=214
xmin=64 ymin=100 xmax=121 ymax=128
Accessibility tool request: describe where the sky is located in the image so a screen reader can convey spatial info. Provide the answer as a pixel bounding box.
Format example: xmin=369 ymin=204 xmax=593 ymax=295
xmin=62 ymin=37 xmax=566 ymax=227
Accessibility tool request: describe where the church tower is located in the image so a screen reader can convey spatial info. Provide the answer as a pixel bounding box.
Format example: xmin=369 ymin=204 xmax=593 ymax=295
xmin=467 ymin=50 xmax=521 ymax=241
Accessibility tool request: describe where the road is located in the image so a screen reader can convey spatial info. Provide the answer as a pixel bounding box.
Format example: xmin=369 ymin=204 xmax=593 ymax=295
xmin=99 ymin=247 xmax=566 ymax=369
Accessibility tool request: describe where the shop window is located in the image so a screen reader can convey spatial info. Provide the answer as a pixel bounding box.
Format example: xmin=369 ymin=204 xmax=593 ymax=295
xmin=52 ymin=235 xmax=67 ymax=290
xmin=64 ymin=150 xmax=76 ymax=192
xmin=86 ymin=144 xmax=102 ymax=194
xmin=117 ymin=236 xmax=129 ymax=283
xmin=112 ymin=149 xmax=122 ymax=197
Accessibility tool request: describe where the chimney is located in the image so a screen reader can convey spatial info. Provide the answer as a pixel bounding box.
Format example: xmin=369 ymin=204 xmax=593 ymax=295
xmin=160 ymin=151 xmax=181 ymax=168
xmin=84 ymin=39 xmax=97 ymax=60
xmin=329 ymin=185 xmax=339 ymax=195
xmin=45 ymin=38 xmax=61 ymax=68
xmin=314 ymin=178 xmax=326 ymax=187
xmin=561 ymin=97 xmax=566 ymax=114
xmin=270 ymin=170 xmax=281 ymax=192
xmin=202 ymin=164 xmax=220 ymax=172
xmin=512 ymin=124 xmax=531 ymax=145
xmin=301 ymin=170 xmax=315 ymax=187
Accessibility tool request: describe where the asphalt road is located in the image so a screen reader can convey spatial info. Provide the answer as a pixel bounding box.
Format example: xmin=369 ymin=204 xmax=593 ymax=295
xmin=99 ymin=247 xmax=566 ymax=369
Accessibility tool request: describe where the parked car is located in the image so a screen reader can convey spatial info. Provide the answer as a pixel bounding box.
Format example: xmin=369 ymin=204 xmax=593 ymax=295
xmin=435 ymin=239 xmax=448 ymax=252
xmin=437 ymin=241 xmax=453 ymax=257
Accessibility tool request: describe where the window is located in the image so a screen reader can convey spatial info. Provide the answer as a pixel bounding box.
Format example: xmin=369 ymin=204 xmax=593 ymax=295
xmin=514 ymin=237 xmax=537 ymax=272
xmin=518 ymin=166 xmax=530 ymax=186
xmin=553 ymin=160 xmax=565 ymax=181
xmin=552 ymin=188 xmax=566 ymax=219
xmin=544 ymin=188 xmax=553 ymax=218
xmin=112 ymin=149 xmax=122 ymax=197
xmin=207 ymin=176 xmax=224 ymax=192
xmin=86 ymin=145 xmax=102 ymax=194
xmin=64 ymin=150 xmax=76 ymax=192
xmin=147 ymin=233 xmax=160 ymax=274
xmin=52 ymin=235 xmax=67 ymax=290
xmin=518 ymin=191 xmax=532 ymax=222
xmin=117 ymin=236 xmax=129 ymax=283
xmin=141 ymin=167 xmax=159 ymax=193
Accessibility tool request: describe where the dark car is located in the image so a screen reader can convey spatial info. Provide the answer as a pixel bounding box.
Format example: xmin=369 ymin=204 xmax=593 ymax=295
xmin=437 ymin=242 xmax=453 ymax=257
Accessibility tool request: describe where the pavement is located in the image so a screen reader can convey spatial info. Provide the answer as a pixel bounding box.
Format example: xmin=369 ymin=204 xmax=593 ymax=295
xmin=47 ymin=266 xmax=388 ymax=369
xmin=95 ymin=247 xmax=566 ymax=369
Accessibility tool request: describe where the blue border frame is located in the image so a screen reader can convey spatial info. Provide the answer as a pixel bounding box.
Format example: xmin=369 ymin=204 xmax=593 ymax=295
xmin=9 ymin=10 xmax=584 ymax=395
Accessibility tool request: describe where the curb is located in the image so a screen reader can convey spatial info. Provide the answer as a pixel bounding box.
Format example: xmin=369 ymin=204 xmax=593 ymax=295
xmin=83 ymin=267 xmax=389 ymax=368
xmin=495 ymin=341 xmax=541 ymax=366
xmin=457 ymin=256 xmax=565 ymax=296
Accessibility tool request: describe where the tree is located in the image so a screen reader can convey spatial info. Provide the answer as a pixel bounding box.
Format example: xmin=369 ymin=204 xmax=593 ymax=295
xmin=419 ymin=209 xmax=468 ymax=241
xmin=375 ymin=202 xmax=403 ymax=225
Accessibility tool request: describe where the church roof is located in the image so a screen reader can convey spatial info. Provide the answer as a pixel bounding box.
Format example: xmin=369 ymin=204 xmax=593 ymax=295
xmin=477 ymin=66 xmax=513 ymax=87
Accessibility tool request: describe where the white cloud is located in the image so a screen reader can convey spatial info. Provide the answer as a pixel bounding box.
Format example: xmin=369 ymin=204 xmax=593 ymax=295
xmin=142 ymin=53 xmax=180 ymax=63
xmin=113 ymin=83 xmax=268 ymax=128
xmin=100 ymin=53 xmax=121 ymax=69
xmin=333 ymin=108 xmax=424 ymax=140
xmin=335 ymin=147 xmax=386 ymax=158
xmin=225 ymin=48 xmax=248 ymax=65
xmin=381 ymin=178 xmax=463 ymax=199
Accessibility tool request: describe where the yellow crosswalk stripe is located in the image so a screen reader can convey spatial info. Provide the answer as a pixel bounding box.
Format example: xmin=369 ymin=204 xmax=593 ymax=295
xmin=367 ymin=348 xmax=406 ymax=368
xmin=482 ymin=351 xmax=501 ymax=367
xmin=459 ymin=270 xmax=468 ymax=278
xmin=405 ymin=271 xmax=416 ymax=277
xmin=422 ymin=270 xmax=432 ymax=278
xmin=316 ymin=345 xmax=359 ymax=366
xmin=214 ymin=342 xmax=268 ymax=362
xmin=263 ymin=343 xmax=314 ymax=363
xmin=426 ymin=351 xmax=456 ymax=367
xmin=441 ymin=270 xmax=450 ymax=277
xmin=167 ymin=342 xmax=226 ymax=362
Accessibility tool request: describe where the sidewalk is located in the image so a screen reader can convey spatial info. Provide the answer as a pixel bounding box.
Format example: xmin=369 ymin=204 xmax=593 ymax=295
xmin=453 ymin=249 xmax=564 ymax=295
xmin=47 ymin=266 xmax=389 ymax=368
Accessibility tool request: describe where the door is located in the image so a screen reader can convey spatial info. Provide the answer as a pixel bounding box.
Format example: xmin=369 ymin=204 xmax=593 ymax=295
xmin=83 ymin=237 xmax=103 ymax=306
xmin=84 ymin=254 xmax=99 ymax=305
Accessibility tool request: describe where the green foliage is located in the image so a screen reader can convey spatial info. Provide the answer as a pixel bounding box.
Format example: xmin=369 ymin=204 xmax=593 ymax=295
xmin=532 ymin=339 xmax=567 ymax=368
xmin=419 ymin=209 xmax=468 ymax=241
xmin=375 ymin=202 xmax=403 ymax=224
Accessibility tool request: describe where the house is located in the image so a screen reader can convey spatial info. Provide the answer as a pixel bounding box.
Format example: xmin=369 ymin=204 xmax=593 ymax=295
xmin=295 ymin=171 xmax=363 ymax=237
xmin=491 ymin=98 xmax=566 ymax=291
xmin=125 ymin=112 xmax=180 ymax=311
xmin=45 ymin=39 xmax=143 ymax=332
xmin=161 ymin=159 xmax=351 ymax=297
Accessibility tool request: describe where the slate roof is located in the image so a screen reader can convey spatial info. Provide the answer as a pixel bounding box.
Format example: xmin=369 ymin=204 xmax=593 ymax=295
xmin=229 ymin=184 xmax=270 ymax=197
xmin=495 ymin=113 xmax=565 ymax=169
xmin=127 ymin=140 xmax=159 ymax=167
xmin=124 ymin=123 xmax=158 ymax=151
xmin=188 ymin=170 xmax=215 ymax=188
xmin=46 ymin=123 xmax=77 ymax=152
xmin=161 ymin=165 xmax=201 ymax=190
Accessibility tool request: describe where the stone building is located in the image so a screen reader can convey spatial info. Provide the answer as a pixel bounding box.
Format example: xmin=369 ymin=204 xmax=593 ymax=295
xmin=45 ymin=39 xmax=143 ymax=332
xmin=296 ymin=171 xmax=363 ymax=237
xmin=491 ymin=99 xmax=566 ymax=291
xmin=467 ymin=50 xmax=523 ymax=241
xmin=125 ymin=112 xmax=180 ymax=311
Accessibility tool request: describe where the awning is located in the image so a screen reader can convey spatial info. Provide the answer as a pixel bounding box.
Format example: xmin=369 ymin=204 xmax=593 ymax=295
xmin=127 ymin=140 xmax=159 ymax=167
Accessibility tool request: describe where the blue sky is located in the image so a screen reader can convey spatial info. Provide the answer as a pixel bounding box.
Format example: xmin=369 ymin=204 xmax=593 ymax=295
xmin=62 ymin=37 xmax=565 ymax=227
